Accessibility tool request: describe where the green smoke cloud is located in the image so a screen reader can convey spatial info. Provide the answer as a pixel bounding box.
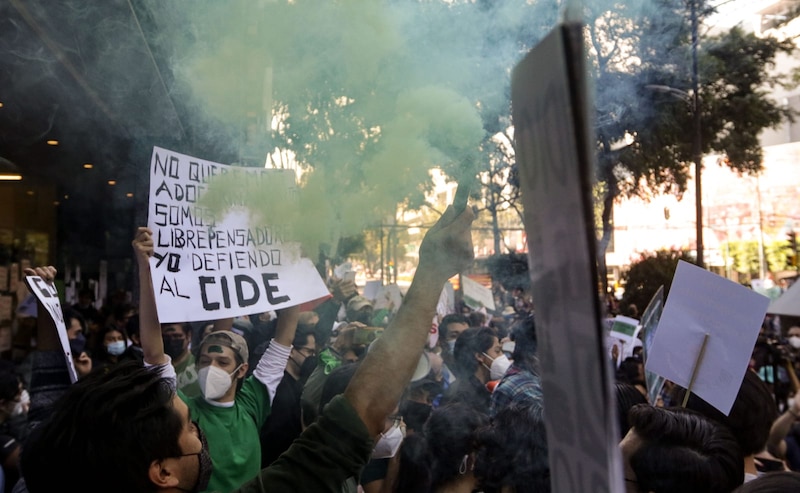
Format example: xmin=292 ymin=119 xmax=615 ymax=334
xmin=147 ymin=0 xmax=545 ymax=255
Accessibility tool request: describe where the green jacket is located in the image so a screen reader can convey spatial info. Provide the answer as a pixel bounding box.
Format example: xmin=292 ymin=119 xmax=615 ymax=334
xmin=233 ymin=395 xmax=373 ymax=493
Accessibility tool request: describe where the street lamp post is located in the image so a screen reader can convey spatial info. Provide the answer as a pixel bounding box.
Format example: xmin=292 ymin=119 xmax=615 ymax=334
xmin=645 ymin=82 xmax=704 ymax=267
xmin=690 ymin=0 xmax=704 ymax=269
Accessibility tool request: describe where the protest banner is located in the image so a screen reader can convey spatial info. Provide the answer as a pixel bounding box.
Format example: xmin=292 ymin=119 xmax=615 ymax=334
xmin=147 ymin=147 xmax=330 ymax=323
xmin=646 ymin=261 xmax=770 ymax=415
xmin=24 ymin=276 xmax=78 ymax=383
xmin=363 ymin=280 xmax=382 ymax=302
xmin=461 ymin=275 xmax=496 ymax=312
xmin=374 ymin=284 xmax=403 ymax=314
xmin=512 ymin=22 xmax=622 ymax=493
xmin=639 ymin=286 xmax=666 ymax=405
xmin=610 ymin=315 xmax=638 ymax=345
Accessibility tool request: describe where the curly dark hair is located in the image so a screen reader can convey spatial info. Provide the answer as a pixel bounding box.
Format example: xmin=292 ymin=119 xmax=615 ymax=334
xmin=474 ymin=402 xmax=550 ymax=493
xmin=22 ymin=361 xmax=183 ymax=493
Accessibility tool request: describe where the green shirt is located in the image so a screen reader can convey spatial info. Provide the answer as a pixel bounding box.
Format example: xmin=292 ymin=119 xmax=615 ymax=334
xmin=182 ymin=376 xmax=271 ymax=493
xmin=232 ymin=395 xmax=373 ymax=493
xmin=174 ymin=352 xmax=201 ymax=398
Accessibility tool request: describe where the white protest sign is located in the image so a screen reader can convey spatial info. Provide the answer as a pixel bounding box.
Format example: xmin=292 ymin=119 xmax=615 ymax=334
xmin=147 ymin=147 xmax=330 ymax=323
xmin=363 ymin=280 xmax=382 ymax=301
xmin=645 ymin=261 xmax=769 ymax=415
xmin=24 ymin=276 xmax=78 ymax=383
xmin=374 ymin=284 xmax=403 ymax=314
xmin=461 ymin=275 xmax=496 ymax=312
xmin=512 ymin=23 xmax=623 ymax=492
xmin=610 ymin=315 xmax=639 ymax=345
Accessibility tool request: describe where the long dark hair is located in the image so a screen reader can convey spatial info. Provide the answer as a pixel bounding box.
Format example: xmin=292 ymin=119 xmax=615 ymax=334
xmin=395 ymin=403 xmax=488 ymax=493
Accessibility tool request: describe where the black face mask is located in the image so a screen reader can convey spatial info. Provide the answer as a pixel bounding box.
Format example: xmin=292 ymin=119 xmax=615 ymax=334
xmin=163 ymin=338 xmax=186 ymax=359
xmin=353 ymin=311 xmax=373 ymax=325
xmin=69 ymin=332 xmax=87 ymax=356
xmin=292 ymin=355 xmax=318 ymax=380
xmin=180 ymin=422 xmax=212 ymax=493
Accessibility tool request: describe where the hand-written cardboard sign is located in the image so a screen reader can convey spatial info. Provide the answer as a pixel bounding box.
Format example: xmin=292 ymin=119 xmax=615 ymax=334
xmin=147 ymin=147 xmax=330 ymax=323
xmin=512 ymin=23 xmax=623 ymax=493
xmin=646 ymin=261 xmax=769 ymax=415
xmin=24 ymin=276 xmax=78 ymax=383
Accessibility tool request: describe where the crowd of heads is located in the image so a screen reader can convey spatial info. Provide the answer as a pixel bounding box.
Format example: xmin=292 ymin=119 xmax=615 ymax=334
xmin=1 ymin=244 xmax=798 ymax=493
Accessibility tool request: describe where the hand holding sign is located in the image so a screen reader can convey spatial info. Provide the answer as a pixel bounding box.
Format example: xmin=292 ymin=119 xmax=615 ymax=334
xmin=133 ymin=226 xmax=155 ymax=264
xmin=331 ymin=277 xmax=358 ymax=304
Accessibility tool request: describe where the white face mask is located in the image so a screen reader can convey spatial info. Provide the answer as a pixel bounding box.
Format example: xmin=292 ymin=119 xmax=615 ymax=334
xmin=447 ymin=340 xmax=456 ymax=353
xmin=106 ymin=341 xmax=126 ymax=356
xmin=198 ymin=364 xmax=241 ymax=400
xmin=11 ymin=390 xmax=29 ymax=417
xmin=483 ymin=353 xmax=512 ymax=380
xmin=789 ymin=336 xmax=800 ymax=349
xmin=372 ymin=422 xmax=405 ymax=459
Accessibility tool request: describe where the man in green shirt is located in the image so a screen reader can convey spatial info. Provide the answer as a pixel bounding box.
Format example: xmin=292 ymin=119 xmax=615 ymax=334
xmin=132 ymin=228 xmax=299 ymax=493
xmin=20 ymin=205 xmax=475 ymax=493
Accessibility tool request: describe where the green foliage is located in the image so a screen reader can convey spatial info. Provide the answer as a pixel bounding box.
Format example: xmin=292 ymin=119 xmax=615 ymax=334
xmin=594 ymin=5 xmax=796 ymax=201
xmin=722 ymin=239 xmax=794 ymax=276
xmin=587 ymin=0 xmax=796 ymax=290
xmin=620 ymin=249 xmax=694 ymax=314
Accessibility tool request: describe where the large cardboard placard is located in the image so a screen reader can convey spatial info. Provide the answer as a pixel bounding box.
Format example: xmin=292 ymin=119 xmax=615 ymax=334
xmin=147 ymin=147 xmax=329 ymax=323
xmin=512 ymin=23 xmax=622 ymax=492
xmin=25 ymin=276 xmax=78 ymax=383
xmin=646 ymin=261 xmax=769 ymax=415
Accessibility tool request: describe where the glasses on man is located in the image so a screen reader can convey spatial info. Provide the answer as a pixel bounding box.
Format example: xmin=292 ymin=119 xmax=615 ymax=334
xmin=296 ymin=346 xmax=316 ymax=358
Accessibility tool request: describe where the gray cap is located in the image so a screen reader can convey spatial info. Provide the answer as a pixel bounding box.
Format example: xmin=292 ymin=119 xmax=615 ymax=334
xmin=197 ymin=330 xmax=249 ymax=364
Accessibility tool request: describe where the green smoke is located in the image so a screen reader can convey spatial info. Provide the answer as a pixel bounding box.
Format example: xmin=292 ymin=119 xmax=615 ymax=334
xmin=151 ymin=0 xmax=542 ymax=255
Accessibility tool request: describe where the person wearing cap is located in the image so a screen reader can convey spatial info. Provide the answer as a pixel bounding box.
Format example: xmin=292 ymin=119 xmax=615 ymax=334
xmin=132 ymin=227 xmax=301 ymax=493
xmin=346 ymin=295 xmax=374 ymax=325
xmin=20 ymin=205 xmax=474 ymax=493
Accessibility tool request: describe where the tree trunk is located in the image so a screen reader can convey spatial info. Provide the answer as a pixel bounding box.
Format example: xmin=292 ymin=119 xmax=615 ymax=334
xmin=597 ymin=160 xmax=619 ymax=298
xmin=491 ymin=205 xmax=502 ymax=255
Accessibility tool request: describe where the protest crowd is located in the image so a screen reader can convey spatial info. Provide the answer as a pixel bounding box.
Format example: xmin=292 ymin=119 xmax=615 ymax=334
xmin=0 ymin=201 xmax=796 ymax=493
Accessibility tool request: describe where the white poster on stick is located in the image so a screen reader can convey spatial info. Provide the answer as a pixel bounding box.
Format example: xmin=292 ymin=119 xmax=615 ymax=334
xmin=24 ymin=276 xmax=78 ymax=383
xmin=645 ymin=261 xmax=769 ymax=415
xmin=147 ymin=147 xmax=329 ymax=323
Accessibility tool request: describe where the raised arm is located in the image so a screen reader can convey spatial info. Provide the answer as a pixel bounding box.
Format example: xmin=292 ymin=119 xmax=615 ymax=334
xmin=274 ymin=304 xmax=301 ymax=347
xmin=132 ymin=227 xmax=169 ymax=366
xmin=344 ymin=206 xmax=475 ymax=436
xmin=250 ymin=304 xmax=300 ymax=404
xmin=766 ymin=399 xmax=799 ymax=459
